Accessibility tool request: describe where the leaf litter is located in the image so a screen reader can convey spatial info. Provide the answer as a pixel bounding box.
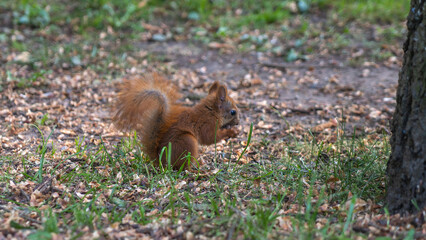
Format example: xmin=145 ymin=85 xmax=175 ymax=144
xmin=1 ymin=3 xmax=424 ymax=239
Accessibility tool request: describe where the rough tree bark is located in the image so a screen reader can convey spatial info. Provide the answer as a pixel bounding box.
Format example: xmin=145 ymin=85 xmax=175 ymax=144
xmin=386 ymin=0 xmax=426 ymax=214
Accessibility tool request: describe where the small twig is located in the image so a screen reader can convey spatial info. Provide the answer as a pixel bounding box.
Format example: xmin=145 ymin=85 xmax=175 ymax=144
xmin=0 ymin=205 xmax=42 ymax=225
xmin=278 ymin=107 xmax=324 ymax=115
xmin=226 ymin=221 xmax=237 ymax=240
xmin=352 ymin=225 xmax=369 ymax=233
xmin=288 ymin=108 xmax=311 ymax=114
xmin=229 ymin=206 xmax=246 ymax=218
xmin=260 ymin=62 xmax=287 ymax=72
xmin=19 ymin=189 xmax=30 ymax=203
xmin=52 ymin=187 xmax=64 ymax=193
xmin=97 ymin=135 xmax=123 ymax=139
xmin=260 ymin=61 xmax=346 ymax=71
xmin=34 ymin=176 xmax=53 ymax=194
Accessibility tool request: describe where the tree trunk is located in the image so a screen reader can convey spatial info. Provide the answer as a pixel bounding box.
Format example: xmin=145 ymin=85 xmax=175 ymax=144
xmin=386 ymin=0 xmax=426 ymax=214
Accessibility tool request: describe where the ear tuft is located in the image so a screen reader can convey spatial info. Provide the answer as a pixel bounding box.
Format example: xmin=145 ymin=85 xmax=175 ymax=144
xmin=208 ymin=81 xmax=220 ymax=94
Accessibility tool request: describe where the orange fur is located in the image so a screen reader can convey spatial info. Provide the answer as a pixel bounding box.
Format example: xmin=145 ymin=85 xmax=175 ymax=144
xmin=113 ymin=73 xmax=240 ymax=169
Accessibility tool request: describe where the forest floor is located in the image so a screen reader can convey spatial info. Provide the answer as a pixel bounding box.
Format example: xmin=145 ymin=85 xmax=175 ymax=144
xmin=1 ymin=1 xmax=425 ymax=239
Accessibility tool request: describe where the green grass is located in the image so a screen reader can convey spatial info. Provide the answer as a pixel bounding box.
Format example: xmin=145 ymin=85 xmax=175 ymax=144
xmin=7 ymin=0 xmax=410 ymax=31
xmin=7 ymin=0 xmax=153 ymax=30
xmin=0 ymin=123 xmax=390 ymax=238
xmin=315 ymin=0 xmax=410 ymax=24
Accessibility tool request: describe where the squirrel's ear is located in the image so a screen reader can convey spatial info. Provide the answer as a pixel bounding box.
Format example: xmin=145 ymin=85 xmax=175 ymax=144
xmin=216 ymin=85 xmax=227 ymax=102
xmin=208 ymin=81 xmax=220 ymax=94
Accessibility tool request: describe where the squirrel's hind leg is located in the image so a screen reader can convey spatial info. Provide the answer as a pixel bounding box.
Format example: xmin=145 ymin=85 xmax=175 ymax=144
xmin=160 ymin=134 xmax=200 ymax=170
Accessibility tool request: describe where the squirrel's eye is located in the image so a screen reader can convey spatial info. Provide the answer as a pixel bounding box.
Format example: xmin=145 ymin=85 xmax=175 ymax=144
xmin=230 ymin=110 xmax=236 ymax=116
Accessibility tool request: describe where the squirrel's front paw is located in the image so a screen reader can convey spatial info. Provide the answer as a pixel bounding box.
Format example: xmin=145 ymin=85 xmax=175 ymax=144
xmin=226 ymin=128 xmax=239 ymax=138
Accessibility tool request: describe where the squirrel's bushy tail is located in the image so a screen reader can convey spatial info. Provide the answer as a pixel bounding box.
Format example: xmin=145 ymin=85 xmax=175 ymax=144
xmin=113 ymin=73 xmax=181 ymax=159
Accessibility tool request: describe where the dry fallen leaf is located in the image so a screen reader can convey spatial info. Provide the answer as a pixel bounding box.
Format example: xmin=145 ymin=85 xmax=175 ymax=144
xmin=208 ymin=42 xmax=234 ymax=49
xmin=60 ymin=129 xmax=77 ymax=135
xmin=312 ymin=119 xmax=338 ymax=132
xmin=345 ymin=197 xmax=368 ymax=213
xmin=277 ymin=216 xmax=293 ymax=231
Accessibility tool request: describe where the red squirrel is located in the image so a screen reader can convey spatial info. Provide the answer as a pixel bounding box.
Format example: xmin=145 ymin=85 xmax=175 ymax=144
xmin=113 ymin=72 xmax=240 ymax=169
